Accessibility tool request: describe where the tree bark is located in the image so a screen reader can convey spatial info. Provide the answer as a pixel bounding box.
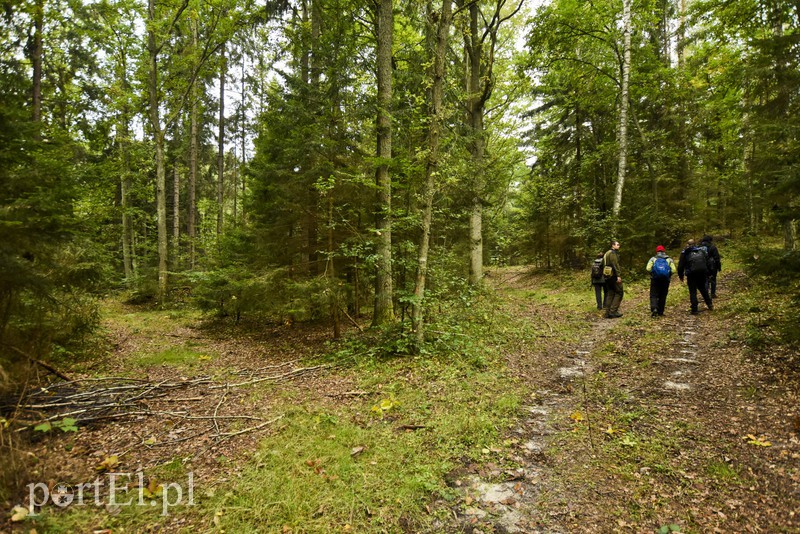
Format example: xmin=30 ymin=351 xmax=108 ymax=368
xmin=372 ymin=0 xmax=395 ymax=326
xmin=148 ymin=0 xmax=169 ymax=303
xmin=173 ymin=165 xmax=180 ymax=270
xmin=119 ymin=63 xmax=134 ymax=280
xmin=217 ymin=46 xmax=226 ymax=238
xmin=32 ymin=0 xmax=43 ymax=136
xmin=412 ymin=0 xmax=452 ymax=348
xmin=612 ymin=0 xmax=632 ymax=218
xmin=189 ymin=20 xmax=199 ymax=268
xmin=467 ymin=1 xmax=485 ymax=285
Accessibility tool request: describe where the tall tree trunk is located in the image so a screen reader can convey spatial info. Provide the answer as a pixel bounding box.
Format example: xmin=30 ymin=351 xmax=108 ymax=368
xmin=240 ymin=54 xmax=247 ymax=224
xmin=467 ymin=1 xmax=485 ymax=285
xmin=612 ymin=0 xmax=632 ymax=218
xmin=173 ymin=165 xmax=180 ymax=270
xmin=327 ymin=186 xmax=340 ymax=339
xmin=372 ymin=0 xmax=395 ymax=326
xmin=148 ymin=0 xmax=168 ymax=303
xmin=217 ymin=46 xmax=226 ymax=239
xmin=32 ymin=0 xmax=43 ymax=136
xmin=412 ymin=0 xmax=452 ymax=348
xmin=189 ymin=20 xmax=198 ymax=269
xmin=119 ymin=62 xmax=134 ymax=281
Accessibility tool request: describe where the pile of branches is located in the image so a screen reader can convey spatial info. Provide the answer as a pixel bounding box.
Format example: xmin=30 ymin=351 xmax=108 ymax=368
xmin=3 ymin=376 xmax=212 ymax=431
xmin=1 ymin=362 xmax=332 ymax=444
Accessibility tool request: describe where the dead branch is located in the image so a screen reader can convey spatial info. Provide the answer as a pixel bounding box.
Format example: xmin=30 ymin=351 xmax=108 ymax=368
xmin=214 ymin=414 xmax=285 ymax=440
xmin=6 ymin=345 xmax=72 ymax=381
xmin=211 ymin=364 xmax=333 ymax=389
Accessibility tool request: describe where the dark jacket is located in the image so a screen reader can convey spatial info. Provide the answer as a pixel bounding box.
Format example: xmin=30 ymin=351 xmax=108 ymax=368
xmin=677 ymin=246 xmax=708 ymax=281
xmin=700 ymin=236 xmax=721 ymax=272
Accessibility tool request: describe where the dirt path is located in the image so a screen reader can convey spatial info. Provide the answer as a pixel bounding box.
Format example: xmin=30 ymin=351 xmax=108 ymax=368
xmin=445 ymin=269 xmax=800 ymax=533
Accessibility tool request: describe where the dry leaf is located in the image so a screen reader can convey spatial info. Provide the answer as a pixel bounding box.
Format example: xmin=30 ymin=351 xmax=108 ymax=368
xmin=10 ymin=505 xmax=29 ymax=522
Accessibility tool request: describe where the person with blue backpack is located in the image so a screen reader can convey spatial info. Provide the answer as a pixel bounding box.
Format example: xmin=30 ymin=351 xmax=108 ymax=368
xmin=646 ymin=245 xmax=677 ymax=317
xmin=678 ymin=238 xmax=714 ymax=315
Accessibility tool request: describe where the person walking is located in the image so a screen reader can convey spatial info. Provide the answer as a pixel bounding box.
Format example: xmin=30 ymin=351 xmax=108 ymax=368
xmin=591 ymin=253 xmax=607 ymax=310
xmin=646 ymin=245 xmax=677 ymax=317
xmin=700 ymin=235 xmax=721 ymax=298
xmin=677 ymin=239 xmax=714 ymax=315
xmin=602 ymin=240 xmax=623 ymax=318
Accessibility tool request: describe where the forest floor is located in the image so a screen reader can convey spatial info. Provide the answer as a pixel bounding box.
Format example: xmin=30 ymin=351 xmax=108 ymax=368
xmin=3 ymin=265 xmax=799 ymax=533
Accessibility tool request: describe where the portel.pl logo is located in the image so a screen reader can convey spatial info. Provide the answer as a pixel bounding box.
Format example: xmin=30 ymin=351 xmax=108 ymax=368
xmin=26 ymin=472 xmax=194 ymax=516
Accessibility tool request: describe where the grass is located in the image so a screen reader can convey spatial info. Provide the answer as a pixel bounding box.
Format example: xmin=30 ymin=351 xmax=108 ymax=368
xmin=132 ymin=346 xmax=214 ymax=368
xmin=203 ymin=350 xmax=526 ymax=533
xmin=22 ymin=285 xmax=529 ymax=533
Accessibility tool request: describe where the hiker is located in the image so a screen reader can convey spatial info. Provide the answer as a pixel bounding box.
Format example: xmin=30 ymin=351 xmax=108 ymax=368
xmin=646 ymin=245 xmax=677 ymax=317
xmin=591 ymin=252 xmax=607 ymax=310
xmin=602 ymin=240 xmax=623 ymax=318
xmin=700 ymin=235 xmax=722 ymax=298
xmin=677 ymin=239 xmax=714 ymax=315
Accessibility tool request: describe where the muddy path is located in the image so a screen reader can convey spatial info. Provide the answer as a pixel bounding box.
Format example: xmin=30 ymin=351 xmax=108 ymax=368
xmin=443 ymin=268 xmax=800 ymax=533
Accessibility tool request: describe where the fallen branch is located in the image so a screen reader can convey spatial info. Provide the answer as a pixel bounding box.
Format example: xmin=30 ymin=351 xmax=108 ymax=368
xmin=211 ymin=364 xmax=333 ymax=389
xmin=6 ymin=345 xmax=72 ymax=381
xmin=338 ymin=304 xmax=364 ymax=332
xmin=214 ymin=414 xmax=285 ymax=440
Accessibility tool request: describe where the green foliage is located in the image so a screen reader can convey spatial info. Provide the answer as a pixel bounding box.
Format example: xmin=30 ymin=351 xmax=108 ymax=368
xmin=34 ymin=418 xmax=79 ymax=433
xmin=191 ymin=267 xmax=334 ymax=323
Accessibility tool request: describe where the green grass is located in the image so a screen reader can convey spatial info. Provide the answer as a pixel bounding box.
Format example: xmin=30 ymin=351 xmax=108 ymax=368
xmin=131 ymin=346 xmax=214 ymax=368
xmin=198 ymin=351 xmax=526 ymax=533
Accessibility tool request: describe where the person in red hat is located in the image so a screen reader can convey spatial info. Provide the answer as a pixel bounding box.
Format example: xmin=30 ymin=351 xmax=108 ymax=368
xmin=645 ymin=245 xmax=677 ymax=316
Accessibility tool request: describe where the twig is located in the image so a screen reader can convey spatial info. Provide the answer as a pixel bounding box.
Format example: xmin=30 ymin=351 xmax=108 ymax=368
xmin=6 ymin=345 xmax=72 ymax=381
xmin=214 ymin=415 xmax=285 ymax=439
xmin=327 ymin=391 xmax=373 ymax=398
xmin=211 ymin=364 xmax=332 ymax=389
xmin=338 ymin=304 xmax=364 ymax=332
xmin=212 ymin=388 xmax=228 ymax=436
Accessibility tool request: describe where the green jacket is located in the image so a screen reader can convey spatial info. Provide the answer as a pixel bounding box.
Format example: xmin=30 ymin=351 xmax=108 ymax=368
xmin=603 ymin=249 xmax=621 ymax=278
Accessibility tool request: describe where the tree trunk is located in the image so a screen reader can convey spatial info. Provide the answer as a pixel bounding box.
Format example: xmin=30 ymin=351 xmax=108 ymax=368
xmin=371 ymin=0 xmax=395 ymax=326
xmin=467 ymin=1 xmax=485 ymax=285
xmin=32 ymin=0 xmax=43 ymax=135
xmin=148 ymin=0 xmax=168 ymax=303
xmin=240 ymin=54 xmax=247 ymax=224
xmin=217 ymin=46 xmax=226 ymax=239
xmin=119 ymin=63 xmax=134 ymax=280
xmin=412 ymin=0 xmax=452 ymax=348
xmin=612 ymin=0 xmax=632 ymax=218
xmin=173 ymin=165 xmax=180 ymax=270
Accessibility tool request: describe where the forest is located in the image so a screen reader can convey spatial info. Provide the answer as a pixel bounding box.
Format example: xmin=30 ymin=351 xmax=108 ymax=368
xmin=1 ymin=0 xmax=799 ymax=531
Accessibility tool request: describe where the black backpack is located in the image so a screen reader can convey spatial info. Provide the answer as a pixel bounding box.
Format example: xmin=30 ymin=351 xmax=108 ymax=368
xmin=685 ymin=247 xmax=708 ymax=274
xmin=591 ymin=259 xmax=604 ymax=280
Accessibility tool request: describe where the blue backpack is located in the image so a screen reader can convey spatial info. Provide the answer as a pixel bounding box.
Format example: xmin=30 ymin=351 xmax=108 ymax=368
xmin=652 ymin=257 xmax=671 ymax=279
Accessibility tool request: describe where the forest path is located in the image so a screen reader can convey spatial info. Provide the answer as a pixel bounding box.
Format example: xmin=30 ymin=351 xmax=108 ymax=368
xmin=448 ymin=267 xmax=800 ymax=533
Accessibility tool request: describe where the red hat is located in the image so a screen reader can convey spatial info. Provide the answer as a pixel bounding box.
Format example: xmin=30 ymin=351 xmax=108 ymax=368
xmin=656 ymin=245 xmax=666 ymax=253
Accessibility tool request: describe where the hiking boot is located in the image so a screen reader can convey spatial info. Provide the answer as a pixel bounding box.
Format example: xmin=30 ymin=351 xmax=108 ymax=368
xmin=651 ymin=309 xmax=658 ymax=317
xmin=690 ymin=309 xmax=698 ymax=315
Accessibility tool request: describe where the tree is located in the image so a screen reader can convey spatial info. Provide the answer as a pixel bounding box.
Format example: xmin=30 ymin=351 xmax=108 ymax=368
xmin=372 ymin=0 xmax=395 ymax=325
xmin=611 ymin=0 xmax=631 ymax=218
xmin=412 ymin=0 xmax=453 ymax=347
xmin=458 ymin=0 xmax=523 ymax=284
